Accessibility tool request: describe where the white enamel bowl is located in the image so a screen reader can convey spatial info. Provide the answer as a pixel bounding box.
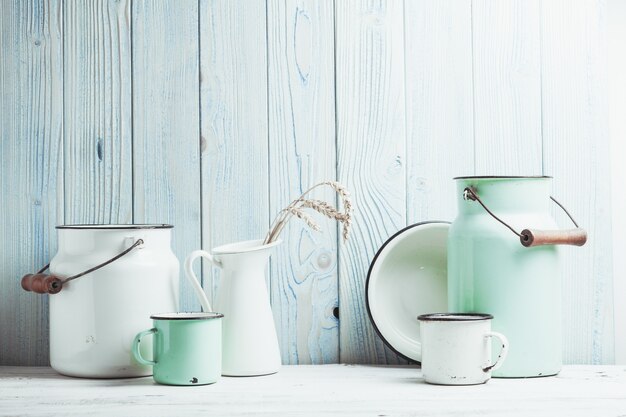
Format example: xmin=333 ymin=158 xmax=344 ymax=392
xmin=365 ymin=221 xmax=449 ymax=362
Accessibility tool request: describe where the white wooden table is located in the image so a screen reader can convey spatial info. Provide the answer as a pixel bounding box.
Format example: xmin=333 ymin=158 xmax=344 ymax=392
xmin=1 ymin=365 xmax=625 ymax=416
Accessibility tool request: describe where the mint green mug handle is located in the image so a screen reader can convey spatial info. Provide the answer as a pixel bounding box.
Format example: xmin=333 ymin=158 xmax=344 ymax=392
xmin=132 ymin=328 xmax=157 ymax=366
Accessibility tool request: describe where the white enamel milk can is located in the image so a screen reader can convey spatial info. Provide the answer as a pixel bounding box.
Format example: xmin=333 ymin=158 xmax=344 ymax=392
xmin=447 ymin=176 xmax=587 ymax=378
xmin=22 ymin=225 xmax=179 ymax=378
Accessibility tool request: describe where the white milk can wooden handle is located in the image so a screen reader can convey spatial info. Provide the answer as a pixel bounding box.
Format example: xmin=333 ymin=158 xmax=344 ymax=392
xmin=21 ymin=238 xmax=145 ymax=294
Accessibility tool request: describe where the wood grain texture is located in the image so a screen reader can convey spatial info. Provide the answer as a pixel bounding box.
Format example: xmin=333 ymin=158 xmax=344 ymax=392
xmin=132 ymin=0 xmax=201 ymax=311
xmin=199 ymin=0 xmax=269 ymax=305
xmin=0 ymin=0 xmax=63 ymax=365
xmin=267 ymin=0 xmax=338 ymax=364
xmin=0 ymin=0 xmax=616 ymax=366
xmin=608 ymin=0 xmax=626 ymax=365
xmin=63 ymin=0 xmax=132 ymax=224
xmin=541 ymin=0 xmax=614 ymax=364
xmin=335 ymin=0 xmax=407 ymax=364
xmin=405 ymin=0 xmax=474 ymax=223
xmin=472 ymin=0 xmax=543 ymax=174
xmin=2 ymin=365 xmax=626 ymax=416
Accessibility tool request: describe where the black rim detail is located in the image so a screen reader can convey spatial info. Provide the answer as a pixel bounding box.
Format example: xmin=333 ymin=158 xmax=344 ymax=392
xmin=150 ymin=312 xmax=224 ymax=320
xmin=417 ymin=313 xmax=493 ymax=322
xmin=365 ymin=220 xmax=450 ymax=364
xmin=453 ymin=175 xmax=551 ymax=180
xmin=56 ymin=224 xmax=173 ymax=230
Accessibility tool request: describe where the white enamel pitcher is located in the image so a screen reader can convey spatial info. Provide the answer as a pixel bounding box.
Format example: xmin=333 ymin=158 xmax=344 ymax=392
xmin=184 ymin=239 xmax=282 ymax=376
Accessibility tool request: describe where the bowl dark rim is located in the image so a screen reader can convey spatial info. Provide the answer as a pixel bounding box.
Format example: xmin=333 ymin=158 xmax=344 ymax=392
xmin=365 ymin=220 xmax=450 ymax=364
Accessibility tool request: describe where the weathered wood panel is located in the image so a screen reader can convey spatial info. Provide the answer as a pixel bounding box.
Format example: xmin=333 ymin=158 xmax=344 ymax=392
xmin=132 ymin=0 xmax=201 ymax=311
xmin=0 ymin=0 xmax=63 ymax=365
xmin=0 ymin=0 xmax=616 ymax=367
xmin=198 ymin=0 xmax=269 ymax=308
xmin=335 ymin=0 xmax=407 ymax=364
xmin=608 ymin=0 xmax=626 ymax=365
xmin=472 ymin=0 xmax=543 ymax=174
xmin=541 ymin=0 xmax=613 ymax=364
xmin=405 ymin=0 xmax=474 ymax=223
xmin=63 ymin=0 xmax=132 ymax=224
xmin=267 ymin=0 xmax=338 ymax=364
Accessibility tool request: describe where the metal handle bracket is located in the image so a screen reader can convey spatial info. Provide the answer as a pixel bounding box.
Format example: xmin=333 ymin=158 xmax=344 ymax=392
xmin=21 ymin=239 xmax=145 ymax=294
xmin=463 ymin=187 xmax=587 ymax=248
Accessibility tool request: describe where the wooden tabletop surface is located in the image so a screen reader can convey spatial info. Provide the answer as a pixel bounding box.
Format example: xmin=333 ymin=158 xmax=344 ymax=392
xmin=1 ymin=365 xmax=625 ymax=416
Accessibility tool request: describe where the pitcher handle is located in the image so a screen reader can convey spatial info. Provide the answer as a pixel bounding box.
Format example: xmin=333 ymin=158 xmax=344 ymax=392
xmin=184 ymin=250 xmax=221 ymax=312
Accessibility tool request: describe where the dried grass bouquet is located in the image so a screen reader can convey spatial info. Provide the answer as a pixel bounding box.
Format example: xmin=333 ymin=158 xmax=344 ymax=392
xmin=263 ymin=181 xmax=353 ymax=245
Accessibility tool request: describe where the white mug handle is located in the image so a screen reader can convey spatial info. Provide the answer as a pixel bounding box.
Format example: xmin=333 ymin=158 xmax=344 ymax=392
xmin=483 ymin=331 xmax=509 ymax=373
xmin=184 ymin=250 xmax=222 ymax=312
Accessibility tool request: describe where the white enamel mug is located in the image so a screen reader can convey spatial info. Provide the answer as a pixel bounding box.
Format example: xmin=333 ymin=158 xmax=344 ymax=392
xmin=417 ymin=313 xmax=509 ymax=385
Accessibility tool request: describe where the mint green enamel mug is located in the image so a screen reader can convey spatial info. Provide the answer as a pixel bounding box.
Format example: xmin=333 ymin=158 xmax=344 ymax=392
xmin=448 ymin=176 xmax=587 ymax=378
xmin=132 ymin=312 xmax=223 ymax=385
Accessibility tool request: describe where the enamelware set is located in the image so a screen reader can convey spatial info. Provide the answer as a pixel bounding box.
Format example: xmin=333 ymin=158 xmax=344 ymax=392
xmin=367 ymin=176 xmax=587 ymax=382
xmin=22 ymin=228 xmax=285 ymax=385
xmin=21 ymin=176 xmax=587 ymax=386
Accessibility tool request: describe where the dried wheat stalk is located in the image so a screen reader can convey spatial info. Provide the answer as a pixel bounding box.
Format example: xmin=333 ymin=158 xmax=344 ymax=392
xmin=287 ymin=207 xmax=321 ymax=232
xmin=264 ymin=181 xmax=353 ymax=244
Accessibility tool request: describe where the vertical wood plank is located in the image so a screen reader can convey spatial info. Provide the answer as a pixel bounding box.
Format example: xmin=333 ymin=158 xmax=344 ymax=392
xmin=608 ymin=0 xmax=626 ymax=365
xmin=133 ymin=0 xmax=201 ymax=311
xmin=472 ymin=0 xmax=543 ymax=174
xmin=405 ymin=0 xmax=474 ymax=223
xmin=336 ymin=0 xmax=407 ymax=364
xmin=0 ymin=0 xmax=63 ymax=365
xmin=199 ymin=0 xmax=268 ymax=307
xmin=541 ymin=0 xmax=613 ymax=364
xmin=63 ymin=0 xmax=132 ymax=224
xmin=267 ymin=0 xmax=338 ymax=364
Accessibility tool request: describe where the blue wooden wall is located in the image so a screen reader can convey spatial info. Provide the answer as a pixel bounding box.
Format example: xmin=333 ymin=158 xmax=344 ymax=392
xmin=0 ymin=0 xmax=614 ymax=366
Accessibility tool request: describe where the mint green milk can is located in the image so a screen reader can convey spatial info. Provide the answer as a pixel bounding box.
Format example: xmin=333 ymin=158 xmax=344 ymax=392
xmin=447 ymin=176 xmax=587 ymax=378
